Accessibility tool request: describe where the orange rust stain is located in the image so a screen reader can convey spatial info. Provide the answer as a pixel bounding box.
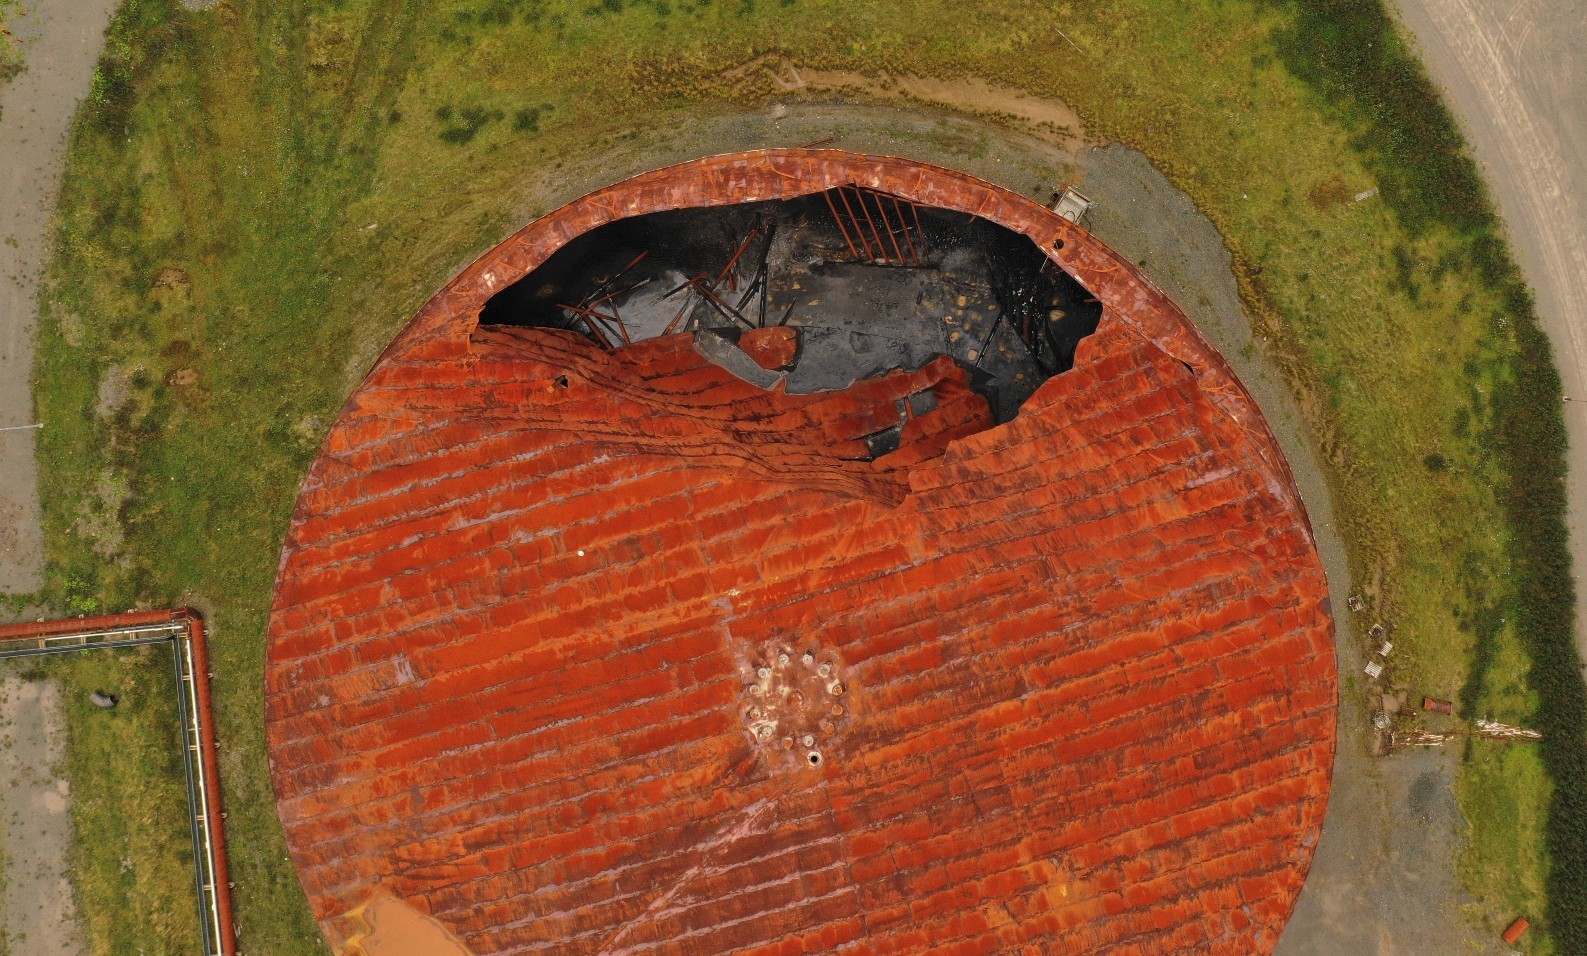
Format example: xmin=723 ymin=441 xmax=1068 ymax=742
xmin=339 ymin=891 xmax=473 ymax=956
xmin=265 ymin=150 xmax=1336 ymax=955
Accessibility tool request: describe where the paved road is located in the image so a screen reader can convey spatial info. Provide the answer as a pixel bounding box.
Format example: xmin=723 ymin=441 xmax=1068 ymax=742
xmin=1390 ymin=0 xmax=1587 ymax=669
xmin=0 ymin=0 xmax=119 ymax=596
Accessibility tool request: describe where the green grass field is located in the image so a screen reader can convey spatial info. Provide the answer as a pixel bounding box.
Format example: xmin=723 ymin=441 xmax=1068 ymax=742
xmin=25 ymin=0 xmax=1587 ymax=951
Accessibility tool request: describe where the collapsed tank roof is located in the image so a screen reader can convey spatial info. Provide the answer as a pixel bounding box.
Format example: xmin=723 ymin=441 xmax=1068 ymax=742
xmin=265 ymin=149 xmax=1337 ymax=955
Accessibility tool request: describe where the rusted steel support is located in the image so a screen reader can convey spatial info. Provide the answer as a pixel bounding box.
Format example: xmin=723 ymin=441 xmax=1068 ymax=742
xmin=589 ymin=277 xmax=651 ymax=310
xmin=974 ymin=309 xmax=1007 ymax=369
xmin=609 ymin=304 xmax=633 ymax=345
xmin=836 ymin=187 xmax=876 ymax=261
xmin=583 ymin=317 xmax=617 ymax=348
xmin=715 ymin=226 xmax=761 ymax=292
xmin=558 ymin=303 xmax=628 ymax=346
xmin=822 ymin=190 xmax=859 ymax=261
xmin=849 ymin=185 xmax=888 ymax=262
xmin=906 ymin=198 xmax=929 ymax=263
xmin=734 ymin=263 xmax=762 ymax=311
xmin=890 ymin=195 xmax=920 ymax=266
xmin=580 ymin=250 xmax=649 ymax=308
xmin=663 ymin=306 xmax=690 ymax=336
xmin=733 ymin=222 xmax=776 ymax=328
xmin=735 ymin=263 xmax=767 ymax=327
xmin=687 ymin=276 xmax=756 ymax=329
xmin=867 ymin=190 xmax=905 ymax=264
xmin=662 ymin=271 xmax=711 ymax=335
xmin=559 ymin=306 xmax=618 ymax=348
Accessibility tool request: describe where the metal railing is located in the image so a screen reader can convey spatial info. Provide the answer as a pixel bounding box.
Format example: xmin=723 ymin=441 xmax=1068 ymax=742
xmin=0 ymin=611 xmax=237 ymax=956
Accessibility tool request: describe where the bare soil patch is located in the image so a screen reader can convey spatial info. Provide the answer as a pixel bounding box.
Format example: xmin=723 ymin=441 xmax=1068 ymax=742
xmin=717 ymin=57 xmax=1086 ymax=151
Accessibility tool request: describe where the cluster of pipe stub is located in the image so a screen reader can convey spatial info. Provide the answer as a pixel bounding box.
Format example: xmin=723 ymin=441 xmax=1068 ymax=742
xmin=739 ymin=642 xmax=850 ymax=773
xmin=478 ymin=186 xmax=1102 ymax=425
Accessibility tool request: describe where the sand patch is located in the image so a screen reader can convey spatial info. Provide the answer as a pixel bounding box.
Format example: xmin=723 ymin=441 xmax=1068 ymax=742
xmin=722 ymin=55 xmax=1085 ymax=152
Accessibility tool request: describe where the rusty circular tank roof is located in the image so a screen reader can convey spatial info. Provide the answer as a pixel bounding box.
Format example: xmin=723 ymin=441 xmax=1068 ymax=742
xmin=266 ymin=149 xmax=1337 ymax=955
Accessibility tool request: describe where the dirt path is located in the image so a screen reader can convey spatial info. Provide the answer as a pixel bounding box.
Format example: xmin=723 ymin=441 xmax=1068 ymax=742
xmin=0 ymin=0 xmax=119 ymax=596
xmin=1390 ymin=0 xmax=1587 ymax=671
xmin=0 ymin=673 xmax=86 ymax=955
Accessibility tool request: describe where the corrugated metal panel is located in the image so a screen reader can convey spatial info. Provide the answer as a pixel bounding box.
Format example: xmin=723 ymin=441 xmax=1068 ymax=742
xmin=265 ymin=150 xmax=1336 ymax=955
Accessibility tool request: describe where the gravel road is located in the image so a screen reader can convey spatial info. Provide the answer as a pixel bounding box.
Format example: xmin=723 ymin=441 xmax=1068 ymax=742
xmin=0 ymin=0 xmax=119 ymax=596
xmin=1391 ymin=0 xmax=1587 ymax=670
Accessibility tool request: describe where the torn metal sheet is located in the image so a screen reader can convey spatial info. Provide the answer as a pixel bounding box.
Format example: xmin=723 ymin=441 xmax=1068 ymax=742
xmin=266 ymin=150 xmax=1336 ymax=956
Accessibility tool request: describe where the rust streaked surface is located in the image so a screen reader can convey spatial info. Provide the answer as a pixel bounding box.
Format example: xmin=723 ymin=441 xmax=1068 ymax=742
xmin=266 ymin=149 xmax=1337 ymax=954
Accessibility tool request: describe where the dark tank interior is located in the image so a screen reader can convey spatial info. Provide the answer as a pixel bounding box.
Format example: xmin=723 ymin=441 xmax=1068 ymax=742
xmin=479 ymin=186 xmax=1102 ymax=424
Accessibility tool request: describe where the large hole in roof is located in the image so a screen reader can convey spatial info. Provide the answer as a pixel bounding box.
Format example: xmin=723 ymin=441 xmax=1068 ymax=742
xmin=479 ymin=186 xmax=1102 ymax=424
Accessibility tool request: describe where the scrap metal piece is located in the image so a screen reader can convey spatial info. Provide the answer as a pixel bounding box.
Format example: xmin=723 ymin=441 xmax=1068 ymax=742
xmin=1474 ymin=719 xmax=1543 ymax=741
xmin=693 ymin=328 xmax=788 ymax=390
xmin=1051 ymin=186 xmax=1094 ymax=224
xmin=1391 ymin=729 xmax=1453 ymax=748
